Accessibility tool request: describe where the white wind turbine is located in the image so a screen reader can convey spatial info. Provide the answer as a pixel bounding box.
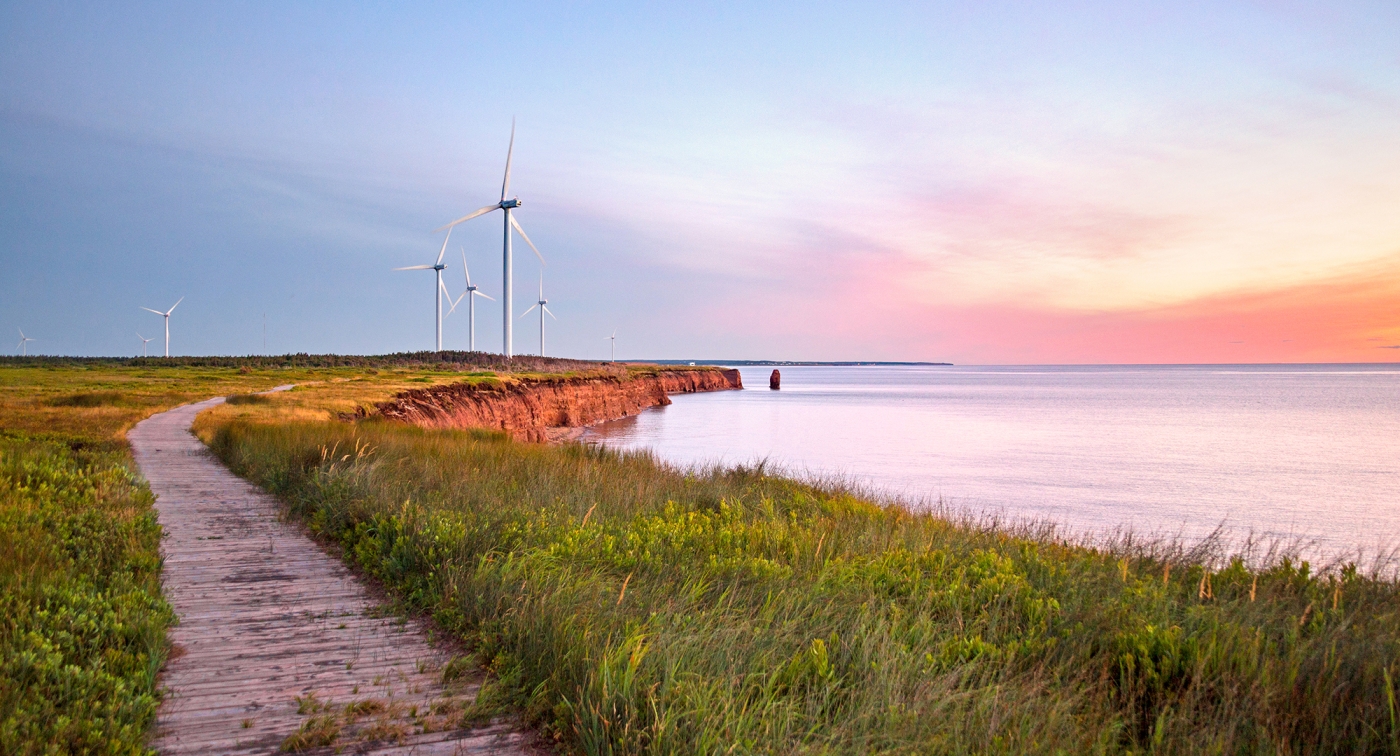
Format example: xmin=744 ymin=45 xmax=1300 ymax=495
xmin=606 ymin=329 xmax=617 ymax=362
xmin=17 ymin=328 xmax=35 ymax=356
xmin=139 ymin=297 xmax=183 ymax=357
xmin=395 ymin=227 xmax=456 ymax=351
xmin=435 ymin=120 xmax=545 ymax=358
xmin=137 ymin=333 xmax=154 ymax=356
xmin=446 ymin=248 xmax=494 ymax=352
xmin=519 ymin=273 xmax=555 ymax=357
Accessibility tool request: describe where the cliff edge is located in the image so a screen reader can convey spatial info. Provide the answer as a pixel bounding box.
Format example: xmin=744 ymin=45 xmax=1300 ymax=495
xmin=377 ymin=367 xmax=742 ymax=441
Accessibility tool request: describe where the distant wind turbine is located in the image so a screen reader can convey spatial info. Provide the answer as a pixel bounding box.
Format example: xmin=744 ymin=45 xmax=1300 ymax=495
xmin=447 ymin=248 xmax=494 ymax=352
xmin=606 ymin=329 xmax=616 ymax=362
xmin=395 ymin=227 xmax=456 ymax=351
xmin=519 ymin=273 xmax=555 ymax=357
xmin=137 ymin=332 xmax=154 ymax=357
xmin=139 ymin=297 xmax=183 ymax=357
xmin=17 ymin=328 xmax=34 ymax=356
xmin=435 ymin=119 xmax=546 ymax=358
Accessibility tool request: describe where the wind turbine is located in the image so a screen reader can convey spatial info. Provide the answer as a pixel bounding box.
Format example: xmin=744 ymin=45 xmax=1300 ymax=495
xmin=17 ymin=328 xmax=34 ymax=356
xmin=447 ymin=248 xmax=494 ymax=352
xmin=435 ymin=120 xmax=545 ymax=358
xmin=139 ymin=297 xmax=183 ymax=357
xmin=137 ymin=333 xmax=154 ymax=357
xmin=519 ymin=273 xmax=555 ymax=357
xmin=606 ymin=330 xmax=616 ymax=362
xmin=395 ymin=227 xmax=456 ymax=351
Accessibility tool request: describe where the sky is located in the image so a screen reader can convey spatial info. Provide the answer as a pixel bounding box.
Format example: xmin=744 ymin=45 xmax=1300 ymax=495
xmin=2 ymin=2 xmax=1398 ymax=363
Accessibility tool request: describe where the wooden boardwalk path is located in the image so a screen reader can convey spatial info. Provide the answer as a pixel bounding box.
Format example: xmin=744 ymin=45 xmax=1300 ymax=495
xmin=130 ymin=398 xmax=534 ymax=755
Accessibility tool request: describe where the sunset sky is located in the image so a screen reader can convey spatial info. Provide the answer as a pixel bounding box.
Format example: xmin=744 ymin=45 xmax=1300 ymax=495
xmin=2 ymin=2 xmax=1398 ymax=362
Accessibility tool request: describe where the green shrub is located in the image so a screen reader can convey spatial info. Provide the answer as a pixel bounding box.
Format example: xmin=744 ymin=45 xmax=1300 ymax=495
xmin=44 ymin=391 xmax=124 ymax=407
xmin=0 ymin=435 xmax=173 ymax=755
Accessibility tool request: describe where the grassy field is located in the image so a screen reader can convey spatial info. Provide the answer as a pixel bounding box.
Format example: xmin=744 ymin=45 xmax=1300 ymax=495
xmin=205 ymin=400 xmax=1400 ymax=755
xmin=9 ymin=360 xmax=1400 ymax=754
xmin=0 ymin=361 xmax=361 ymax=754
xmin=0 ymin=357 xmax=586 ymax=754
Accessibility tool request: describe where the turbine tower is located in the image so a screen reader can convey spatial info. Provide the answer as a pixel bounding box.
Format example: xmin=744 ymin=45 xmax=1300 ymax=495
xmin=447 ymin=248 xmax=494 ymax=352
xmin=139 ymin=297 xmax=183 ymax=357
xmin=17 ymin=328 xmax=34 ymax=356
xmin=519 ymin=273 xmax=555 ymax=357
xmin=395 ymin=227 xmax=456 ymax=351
xmin=137 ymin=333 xmax=154 ymax=357
xmin=606 ymin=329 xmax=616 ymax=362
xmin=435 ymin=120 xmax=545 ymax=358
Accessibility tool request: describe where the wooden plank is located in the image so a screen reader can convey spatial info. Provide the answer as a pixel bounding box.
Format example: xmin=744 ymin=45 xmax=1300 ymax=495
xmin=131 ymin=398 xmax=538 ymax=755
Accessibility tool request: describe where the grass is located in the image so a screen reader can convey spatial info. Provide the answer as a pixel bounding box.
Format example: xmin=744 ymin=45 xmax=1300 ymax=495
xmin=0 ymin=363 xmax=347 ymax=754
xmin=0 ymin=358 xmax=582 ymax=754
xmin=205 ymin=415 xmax=1400 ymax=755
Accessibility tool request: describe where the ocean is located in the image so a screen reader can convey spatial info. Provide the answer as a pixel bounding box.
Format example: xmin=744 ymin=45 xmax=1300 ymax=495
xmin=584 ymin=364 xmax=1400 ymax=559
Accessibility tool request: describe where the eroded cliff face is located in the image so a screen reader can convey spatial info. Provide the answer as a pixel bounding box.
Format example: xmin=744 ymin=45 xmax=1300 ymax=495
xmin=376 ymin=368 xmax=742 ymax=441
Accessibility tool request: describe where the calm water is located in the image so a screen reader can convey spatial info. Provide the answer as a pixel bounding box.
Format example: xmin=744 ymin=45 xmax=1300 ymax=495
xmin=585 ymin=365 xmax=1400 ymax=556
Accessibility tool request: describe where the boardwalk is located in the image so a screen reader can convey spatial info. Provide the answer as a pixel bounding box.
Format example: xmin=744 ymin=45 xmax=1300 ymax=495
xmin=130 ymin=398 xmax=533 ymax=755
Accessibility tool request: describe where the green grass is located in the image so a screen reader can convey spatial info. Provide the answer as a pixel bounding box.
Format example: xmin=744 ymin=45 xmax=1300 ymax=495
xmin=0 ymin=361 xmax=483 ymax=754
xmin=0 ymin=433 xmax=173 ymax=754
xmin=0 ymin=358 xmax=650 ymax=753
xmin=210 ymin=418 xmax=1400 ymax=755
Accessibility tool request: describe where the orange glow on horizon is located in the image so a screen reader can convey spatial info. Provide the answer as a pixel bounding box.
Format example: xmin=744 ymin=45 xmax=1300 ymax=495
xmin=921 ymin=256 xmax=1400 ymax=364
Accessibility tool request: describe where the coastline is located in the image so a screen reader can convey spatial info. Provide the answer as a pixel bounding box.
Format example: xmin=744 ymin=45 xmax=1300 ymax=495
xmin=375 ymin=366 xmax=742 ymax=441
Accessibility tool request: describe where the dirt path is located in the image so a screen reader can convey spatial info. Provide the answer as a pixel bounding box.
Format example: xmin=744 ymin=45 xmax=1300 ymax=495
xmin=130 ymin=398 xmax=534 ymax=755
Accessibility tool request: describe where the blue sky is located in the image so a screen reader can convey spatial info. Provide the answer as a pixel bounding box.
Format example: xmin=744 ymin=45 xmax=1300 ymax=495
xmin=3 ymin=2 xmax=1398 ymax=361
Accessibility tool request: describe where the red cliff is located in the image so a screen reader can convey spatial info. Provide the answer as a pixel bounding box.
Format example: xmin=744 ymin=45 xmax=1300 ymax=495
xmin=376 ymin=368 xmax=742 ymax=441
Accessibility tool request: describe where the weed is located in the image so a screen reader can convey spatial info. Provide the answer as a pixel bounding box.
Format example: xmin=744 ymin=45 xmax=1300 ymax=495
xmin=280 ymin=714 xmax=341 ymax=751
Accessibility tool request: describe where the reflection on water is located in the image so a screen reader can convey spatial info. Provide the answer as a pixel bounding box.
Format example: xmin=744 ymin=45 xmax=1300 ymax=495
xmin=585 ymin=365 xmax=1400 ymax=557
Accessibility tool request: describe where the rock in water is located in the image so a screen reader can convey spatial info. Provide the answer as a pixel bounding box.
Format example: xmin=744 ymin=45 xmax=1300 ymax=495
xmin=770 ymin=369 xmax=781 ymax=390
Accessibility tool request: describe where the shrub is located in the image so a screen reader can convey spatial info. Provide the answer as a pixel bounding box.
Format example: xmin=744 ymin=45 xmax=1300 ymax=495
xmin=0 ymin=435 xmax=173 ymax=754
xmin=44 ymin=391 xmax=124 ymax=407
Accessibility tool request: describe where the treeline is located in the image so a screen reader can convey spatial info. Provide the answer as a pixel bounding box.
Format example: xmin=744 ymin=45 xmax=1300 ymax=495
xmin=0 ymin=351 xmax=608 ymax=372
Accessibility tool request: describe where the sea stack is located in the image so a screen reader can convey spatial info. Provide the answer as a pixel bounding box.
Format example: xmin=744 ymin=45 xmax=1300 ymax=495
xmin=770 ymin=369 xmax=781 ymax=390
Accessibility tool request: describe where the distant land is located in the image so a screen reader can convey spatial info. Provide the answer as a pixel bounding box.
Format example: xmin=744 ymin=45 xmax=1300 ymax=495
xmin=631 ymin=360 xmax=954 ymax=367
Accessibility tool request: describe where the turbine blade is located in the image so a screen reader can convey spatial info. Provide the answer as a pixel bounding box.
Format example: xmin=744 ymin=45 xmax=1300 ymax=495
xmin=510 ymin=215 xmax=545 ymax=264
xmin=434 ymin=203 xmax=499 ymax=232
xmin=461 ymin=249 xmax=472 ymax=286
xmin=439 ymin=277 xmax=454 ymax=306
xmin=474 ymin=291 xmax=495 ymax=301
xmin=167 ymin=296 xmax=184 ymax=314
xmin=140 ymin=307 xmax=164 ymax=315
xmin=519 ymin=303 xmax=537 ymax=318
xmin=543 ymin=305 xmax=557 ymax=321
xmin=447 ymin=291 xmax=465 ymax=316
xmin=501 ymin=118 xmax=515 ymax=202
xmin=435 ymin=225 xmax=452 ymax=267
xmin=17 ymin=328 xmax=23 ymax=338
xmin=394 ymin=265 xmax=435 ymax=271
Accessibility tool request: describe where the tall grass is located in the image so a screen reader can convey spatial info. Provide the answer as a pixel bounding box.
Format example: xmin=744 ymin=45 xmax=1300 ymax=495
xmin=0 ymin=434 xmax=173 ymax=754
xmin=213 ymin=419 xmax=1400 ymax=755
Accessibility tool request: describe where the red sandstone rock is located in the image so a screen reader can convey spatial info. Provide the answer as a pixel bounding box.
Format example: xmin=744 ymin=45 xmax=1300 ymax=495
xmin=377 ymin=368 xmax=742 ymax=442
xmin=770 ymin=369 xmax=781 ymax=390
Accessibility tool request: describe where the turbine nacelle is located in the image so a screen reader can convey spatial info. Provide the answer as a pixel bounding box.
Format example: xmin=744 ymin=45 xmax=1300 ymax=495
xmin=500 ymin=198 xmax=521 ymax=209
